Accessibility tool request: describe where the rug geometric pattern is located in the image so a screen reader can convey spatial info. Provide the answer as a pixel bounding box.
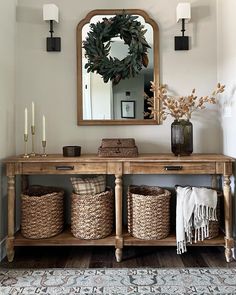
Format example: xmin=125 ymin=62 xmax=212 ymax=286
xmin=1 ymin=268 xmax=236 ymax=294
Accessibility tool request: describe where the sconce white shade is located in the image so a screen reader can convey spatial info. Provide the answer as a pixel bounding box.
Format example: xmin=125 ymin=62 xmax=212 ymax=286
xmin=176 ymin=3 xmax=191 ymax=23
xmin=43 ymin=4 xmax=59 ymax=23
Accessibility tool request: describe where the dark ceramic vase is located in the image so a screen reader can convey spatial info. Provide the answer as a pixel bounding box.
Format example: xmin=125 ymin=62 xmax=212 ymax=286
xmin=171 ymin=119 xmax=193 ymax=156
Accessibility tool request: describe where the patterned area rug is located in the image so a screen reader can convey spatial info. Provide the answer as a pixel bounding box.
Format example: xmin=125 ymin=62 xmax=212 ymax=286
xmin=1 ymin=268 xmax=236 ymax=295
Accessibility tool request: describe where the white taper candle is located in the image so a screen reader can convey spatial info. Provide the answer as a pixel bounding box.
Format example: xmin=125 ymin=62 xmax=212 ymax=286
xmin=24 ymin=108 xmax=28 ymax=135
xmin=32 ymin=102 xmax=35 ymax=126
xmin=42 ymin=115 xmax=46 ymax=141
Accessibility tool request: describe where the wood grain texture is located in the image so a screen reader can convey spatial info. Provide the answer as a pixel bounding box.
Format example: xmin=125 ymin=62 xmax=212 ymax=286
xmin=22 ymin=162 xmax=107 ymax=175
xmin=223 ymin=174 xmax=233 ymax=262
xmin=7 ymin=175 xmax=15 ymax=262
xmin=3 ymin=153 xmax=234 ymax=263
xmin=4 ymin=153 xmax=234 ymax=164
xmin=126 ymin=162 xmax=216 ymax=174
xmin=124 ymin=231 xmax=225 ymax=246
xmin=13 ymin=229 xmax=225 ymax=247
xmin=14 ymin=229 xmax=115 ymax=246
xmin=115 ymin=173 xmax=123 ymax=262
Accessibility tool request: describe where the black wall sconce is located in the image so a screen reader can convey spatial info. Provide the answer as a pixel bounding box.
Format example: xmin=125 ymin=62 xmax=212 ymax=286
xmin=43 ymin=4 xmax=61 ymax=52
xmin=175 ymin=3 xmax=191 ymax=51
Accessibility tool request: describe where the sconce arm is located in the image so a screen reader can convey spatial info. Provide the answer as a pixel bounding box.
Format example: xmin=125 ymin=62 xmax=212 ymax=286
xmin=181 ymin=19 xmax=186 ymax=37
xmin=49 ymin=20 xmax=54 ymax=38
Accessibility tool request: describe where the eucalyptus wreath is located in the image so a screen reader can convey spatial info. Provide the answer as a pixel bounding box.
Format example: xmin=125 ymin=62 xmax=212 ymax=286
xmin=83 ymin=13 xmax=151 ymax=85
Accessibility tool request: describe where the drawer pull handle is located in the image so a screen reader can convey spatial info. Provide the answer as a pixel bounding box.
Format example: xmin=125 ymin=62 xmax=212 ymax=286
xmin=164 ymin=166 xmax=183 ymax=171
xmin=56 ymin=165 xmax=74 ymax=170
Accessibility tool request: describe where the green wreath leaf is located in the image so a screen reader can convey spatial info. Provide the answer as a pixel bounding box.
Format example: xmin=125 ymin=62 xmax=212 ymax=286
xmin=83 ymin=13 xmax=151 ymax=85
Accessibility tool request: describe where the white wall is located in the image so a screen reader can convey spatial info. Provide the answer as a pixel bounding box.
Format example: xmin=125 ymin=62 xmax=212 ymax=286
xmin=0 ymin=0 xmax=16 ymax=260
xmin=217 ymin=0 xmax=236 ymax=157
xmin=16 ymin=0 xmax=219 ymax=155
xmin=91 ymin=74 xmax=112 ymax=120
xmin=217 ymin=0 xmax=236 ymax=243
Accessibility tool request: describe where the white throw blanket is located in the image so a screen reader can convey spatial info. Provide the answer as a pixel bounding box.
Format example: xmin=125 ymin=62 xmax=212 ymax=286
xmin=176 ymin=186 xmax=217 ymax=254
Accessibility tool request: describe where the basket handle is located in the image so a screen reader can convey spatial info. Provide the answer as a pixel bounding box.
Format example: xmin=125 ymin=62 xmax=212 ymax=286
xmin=56 ymin=165 xmax=74 ymax=170
xmin=164 ymin=165 xmax=183 ymax=171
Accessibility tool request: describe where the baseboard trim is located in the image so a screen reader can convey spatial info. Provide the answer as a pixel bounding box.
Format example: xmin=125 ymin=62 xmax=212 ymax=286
xmin=0 ymin=237 xmax=7 ymax=261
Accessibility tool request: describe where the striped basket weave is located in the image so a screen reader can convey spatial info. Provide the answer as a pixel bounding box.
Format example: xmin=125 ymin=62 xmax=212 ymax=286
xmin=128 ymin=185 xmax=171 ymax=240
xmin=71 ymin=187 xmax=114 ymax=239
xmin=207 ymin=191 xmax=222 ymax=239
xmin=21 ymin=186 xmax=64 ymax=239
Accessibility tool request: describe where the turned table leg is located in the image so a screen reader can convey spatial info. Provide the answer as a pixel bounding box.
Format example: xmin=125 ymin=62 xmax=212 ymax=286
xmin=7 ymin=175 xmax=15 ymax=262
xmin=223 ymin=175 xmax=234 ymax=262
xmin=115 ymin=174 xmax=123 ymax=262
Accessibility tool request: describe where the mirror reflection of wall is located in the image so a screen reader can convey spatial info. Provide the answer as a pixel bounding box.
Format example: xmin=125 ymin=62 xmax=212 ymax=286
xmin=81 ymin=15 xmax=154 ymax=121
xmin=91 ymin=74 xmax=113 ymax=120
xmin=113 ymin=77 xmax=144 ymax=120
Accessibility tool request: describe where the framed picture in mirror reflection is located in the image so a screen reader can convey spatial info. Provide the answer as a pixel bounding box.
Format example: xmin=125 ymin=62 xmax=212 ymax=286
xmin=77 ymin=9 xmax=160 ymax=125
xmin=121 ymin=100 xmax=136 ymax=119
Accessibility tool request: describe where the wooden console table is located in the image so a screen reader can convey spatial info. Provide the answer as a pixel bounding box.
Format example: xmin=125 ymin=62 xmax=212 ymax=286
xmin=4 ymin=153 xmax=234 ymax=263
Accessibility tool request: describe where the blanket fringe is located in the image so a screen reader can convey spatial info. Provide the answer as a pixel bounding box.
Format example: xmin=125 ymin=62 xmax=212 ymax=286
xmin=193 ymin=205 xmax=217 ymax=243
xmin=176 ymin=187 xmax=218 ymax=254
xmin=177 ymin=240 xmax=187 ymax=254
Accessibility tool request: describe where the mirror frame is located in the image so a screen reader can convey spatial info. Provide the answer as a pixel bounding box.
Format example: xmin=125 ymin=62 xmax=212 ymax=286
xmin=77 ymin=9 xmax=160 ymax=125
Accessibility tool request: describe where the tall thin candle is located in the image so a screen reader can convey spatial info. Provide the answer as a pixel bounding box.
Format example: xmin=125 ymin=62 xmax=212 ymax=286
xmin=32 ymin=102 xmax=35 ymax=126
xmin=24 ymin=108 xmax=28 ymax=135
xmin=42 ymin=115 xmax=46 ymax=141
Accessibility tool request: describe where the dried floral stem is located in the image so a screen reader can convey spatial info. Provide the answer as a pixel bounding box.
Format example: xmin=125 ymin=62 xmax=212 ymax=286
xmin=145 ymin=82 xmax=225 ymax=121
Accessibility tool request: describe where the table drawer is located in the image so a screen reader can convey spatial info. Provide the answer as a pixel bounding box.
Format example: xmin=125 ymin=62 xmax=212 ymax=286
xmin=127 ymin=162 xmax=216 ymax=174
xmin=22 ymin=162 xmax=107 ymax=174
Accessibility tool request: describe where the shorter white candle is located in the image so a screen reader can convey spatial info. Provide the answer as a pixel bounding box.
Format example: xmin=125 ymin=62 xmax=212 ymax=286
xmin=32 ymin=102 xmax=35 ymax=126
xmin=24 ymin=108 xmax=28 ymax=135
xmin=42 ymin=115 xmax=46 ymax=141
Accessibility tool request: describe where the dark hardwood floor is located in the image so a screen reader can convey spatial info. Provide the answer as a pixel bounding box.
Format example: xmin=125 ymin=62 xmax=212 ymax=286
xmin=1 ymin=246 xmax=236 ymax=268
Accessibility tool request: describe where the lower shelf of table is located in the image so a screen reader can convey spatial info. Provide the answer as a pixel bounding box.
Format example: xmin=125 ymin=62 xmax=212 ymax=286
xmin=124 ymin=232 xmax=225 ymax=246
xmin=14 ymin=229 xmax=225 ymax=247
xmin=14 ymin=229 xmax=115 ymax=246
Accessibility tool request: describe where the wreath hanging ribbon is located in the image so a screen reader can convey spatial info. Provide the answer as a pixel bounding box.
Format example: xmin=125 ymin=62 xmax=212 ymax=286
xmin=83 ymin=13 xmax=151 ymax=85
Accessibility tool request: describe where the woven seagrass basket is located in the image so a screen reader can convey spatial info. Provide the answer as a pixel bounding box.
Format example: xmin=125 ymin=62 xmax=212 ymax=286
xmin=128 ymin=185 xmax=171 ymax=240
xmin=21 ymin=186 xmax=64 ymax=239
xmin=71 ymin=187 xmax=114 ymax=239
xmin=101 ymin=138 xmax=135 ymax=148
xmin=98 ymin=147 xmax=138 ymax=157
xmin=207 ymin=191 xmax=222 ymax=239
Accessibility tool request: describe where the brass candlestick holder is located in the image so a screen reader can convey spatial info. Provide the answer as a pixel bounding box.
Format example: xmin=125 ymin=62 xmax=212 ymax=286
xmin=41 ymin=140 xmax=47 ymax=157
xmin=30 ymin=125 xmax=36 ymax=157
xmin=23 ymin=134 xmax=29 ymax=158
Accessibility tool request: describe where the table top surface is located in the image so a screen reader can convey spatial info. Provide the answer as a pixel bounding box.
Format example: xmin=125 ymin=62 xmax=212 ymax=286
xmin=3 ymin=153 xmax=234 ymax=163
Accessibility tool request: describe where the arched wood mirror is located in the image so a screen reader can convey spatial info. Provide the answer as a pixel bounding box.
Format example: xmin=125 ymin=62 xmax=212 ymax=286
xmin=77 ymin=9 xmax=160 ymax=125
